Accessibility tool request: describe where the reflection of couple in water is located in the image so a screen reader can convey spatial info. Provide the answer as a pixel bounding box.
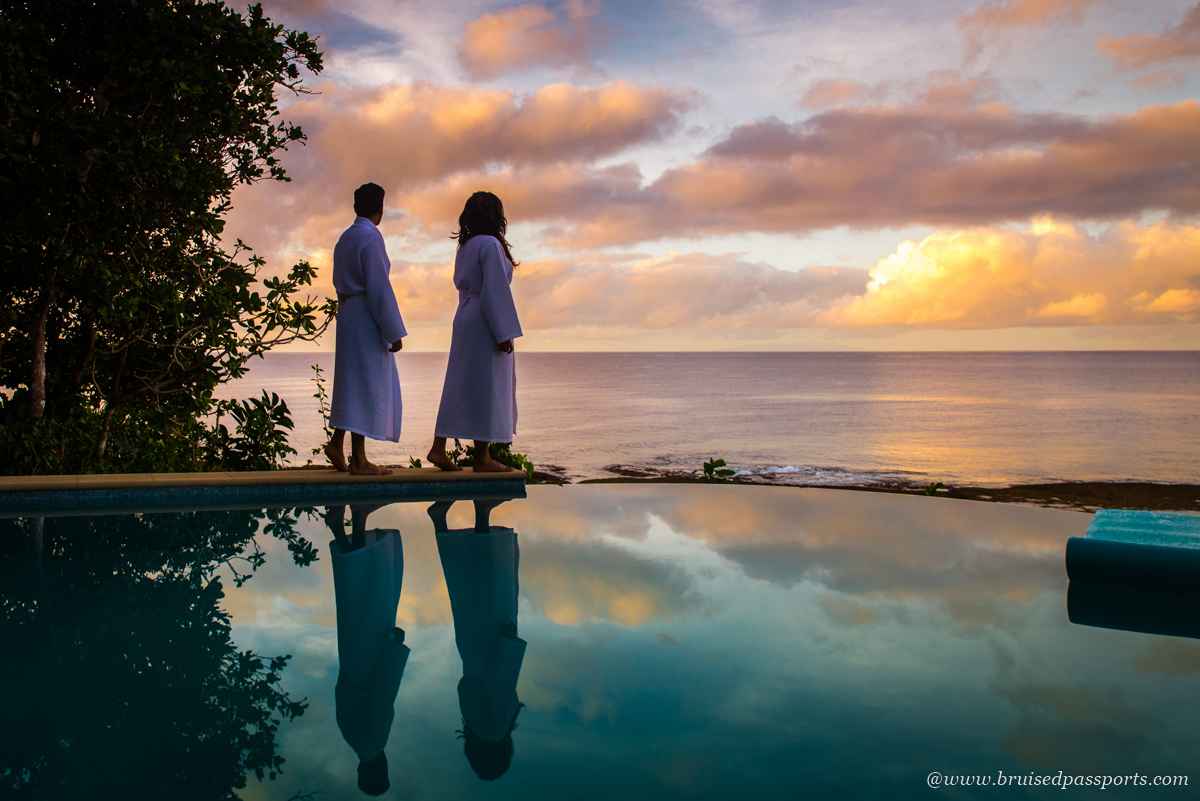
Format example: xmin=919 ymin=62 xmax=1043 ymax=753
xmin=325 ymin=498 xmax=526 ymax=795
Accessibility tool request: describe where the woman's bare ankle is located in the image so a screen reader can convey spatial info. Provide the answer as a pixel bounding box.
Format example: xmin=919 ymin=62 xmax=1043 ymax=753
xmin=427 ymin=447 xmax=462 ymax=471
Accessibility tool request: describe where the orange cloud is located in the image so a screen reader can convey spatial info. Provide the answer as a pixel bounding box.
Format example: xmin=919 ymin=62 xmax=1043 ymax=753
xmin=823 ymin=218 xmax=1200 ymax=328
xmin=459 ymin=0 xmax=603 ymax=79
xmin=222 ymin=79 xmax=687 ymax=261
xmin=235 ymin=75 xmax=1200 ymax=259
xmin=798 ymin=71 xmax=1004 ymax=112
xmin=798 ymin=79 xmax=874 ymax=110
xmin=524 ymin=99 xmax=1200 ymax=248
xmin=960 ymin=0 xmax=1102 ymax=59
xmin=509 ymin=252 xmax=865 ymax=331
xmin=1099 ymin=1 xmax=1200 ymax=70
xmin=372 ymin=251 xmax=864 ymax=333
xmin=961 ymin=0 xmax=1099 ymax=30
xmin=298 ymin=79 xmax=686 ymax=188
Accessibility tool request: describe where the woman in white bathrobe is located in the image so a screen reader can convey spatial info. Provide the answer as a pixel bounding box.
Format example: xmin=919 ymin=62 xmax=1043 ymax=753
xmin=427 ymin=192 xmax=523 ymax=473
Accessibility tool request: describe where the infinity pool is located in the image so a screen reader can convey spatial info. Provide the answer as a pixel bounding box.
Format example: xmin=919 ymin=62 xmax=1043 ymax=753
xmin=2 ymin=485 xmax=1196 ymax=799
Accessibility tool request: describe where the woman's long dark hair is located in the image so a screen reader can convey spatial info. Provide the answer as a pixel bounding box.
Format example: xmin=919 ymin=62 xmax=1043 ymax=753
xmin=452 ymin=191 xmax=519 ymax=266
xmin=457 ymin=704 xmax=524 ymax=781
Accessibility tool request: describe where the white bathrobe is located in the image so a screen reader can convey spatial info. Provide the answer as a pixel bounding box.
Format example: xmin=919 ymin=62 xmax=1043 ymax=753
xmin=330 ymin=217 xmax=408 ymax=442
xmin=436 ymin=527 xmax=526 ymax=742
xmin=331 ymin=530 xmax=409 ymax=763
xmin=434 ymin=235 xmax=522 ymax=444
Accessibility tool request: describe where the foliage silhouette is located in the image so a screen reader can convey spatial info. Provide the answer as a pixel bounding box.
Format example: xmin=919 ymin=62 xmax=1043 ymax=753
xmin=0 ymin=0 xmax=331 ymax=474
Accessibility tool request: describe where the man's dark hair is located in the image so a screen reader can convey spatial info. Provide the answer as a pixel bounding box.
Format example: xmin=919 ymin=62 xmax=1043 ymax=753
xmin=354 ymin=182 xmax=385 ymax=218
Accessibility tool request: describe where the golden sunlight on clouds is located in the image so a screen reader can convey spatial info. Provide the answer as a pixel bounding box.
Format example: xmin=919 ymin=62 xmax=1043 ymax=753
xmin=458 ymin=0 xmax=602 ymax=79
xmin=825 ymin=218 xmax=1200 ymax=328
xmin=370 ymin=218 xmax=1198 ymax=338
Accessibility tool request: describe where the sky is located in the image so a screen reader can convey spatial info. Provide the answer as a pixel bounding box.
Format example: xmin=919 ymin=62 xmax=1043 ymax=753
xmin=227 ymin=0 xmax=1200 ymax=351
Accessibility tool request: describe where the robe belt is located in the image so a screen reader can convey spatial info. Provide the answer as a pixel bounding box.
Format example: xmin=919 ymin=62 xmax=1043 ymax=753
xmin=459 ymin=289 xmax=481 ymax=301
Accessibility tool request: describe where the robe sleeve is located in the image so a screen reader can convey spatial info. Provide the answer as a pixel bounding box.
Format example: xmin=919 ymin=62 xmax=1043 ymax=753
xmin=362 ymin=235 xmax=407 ymax=345
xmin=479 ymin=239 xmax=523 ymax=344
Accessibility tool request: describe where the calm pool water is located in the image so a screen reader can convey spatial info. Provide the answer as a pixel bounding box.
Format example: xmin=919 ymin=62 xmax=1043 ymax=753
xmin=2 ymin=485 xmax=1197 ymax=799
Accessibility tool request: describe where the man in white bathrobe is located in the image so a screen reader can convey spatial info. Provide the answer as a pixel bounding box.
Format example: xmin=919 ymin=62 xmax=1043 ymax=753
xmin=324 ymin=183 xmax=407 ymax=476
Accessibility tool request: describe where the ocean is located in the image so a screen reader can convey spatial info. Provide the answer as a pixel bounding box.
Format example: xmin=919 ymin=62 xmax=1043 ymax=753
xmin=221 ymin=351 xmax=1200 ymax=487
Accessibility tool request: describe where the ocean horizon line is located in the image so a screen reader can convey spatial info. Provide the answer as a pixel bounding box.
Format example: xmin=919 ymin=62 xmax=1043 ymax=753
xmin=265 ymin=348 xmax=1200 ymax=355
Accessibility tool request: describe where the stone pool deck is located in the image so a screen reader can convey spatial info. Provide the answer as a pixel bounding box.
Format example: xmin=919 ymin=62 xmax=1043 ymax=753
xmin=0 ymin=467 xmax=527 ymax=516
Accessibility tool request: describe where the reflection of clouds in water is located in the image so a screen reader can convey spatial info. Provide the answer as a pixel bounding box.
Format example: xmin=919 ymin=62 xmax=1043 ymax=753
xmin=225 ymin=488 xmax=1085 ymax=638
xmin=208 ymin=486 xmax=1200 ymax=797
xmin=522 ymin=538 xmax=703 ymax=627
xmin=994 ymin=674 xmax=1163 ymax=774
xmin=503 ymin=488 xmax=660 ymax=543
xmin=509 ymin=485 xmax=1086 ymax=629
xmin=520 ymin=629 xmax=623 ymax=725
xmin=1134 ymin=638 xmax=1200 ymax=676
xmin=650 ymin=486 xmax=1083 ymax=628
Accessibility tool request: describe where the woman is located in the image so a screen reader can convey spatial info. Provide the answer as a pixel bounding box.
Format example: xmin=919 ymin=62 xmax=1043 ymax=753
xmin=428 ymin=192 xmax=523 ymax=472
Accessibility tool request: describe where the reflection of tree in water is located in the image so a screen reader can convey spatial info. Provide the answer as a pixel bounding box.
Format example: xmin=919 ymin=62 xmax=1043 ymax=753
xmin=0 ymin=508 xmax=318 ymax=800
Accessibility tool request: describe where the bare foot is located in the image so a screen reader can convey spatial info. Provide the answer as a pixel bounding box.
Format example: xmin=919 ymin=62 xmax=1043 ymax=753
xmin=472 ymin=458 xmax=518 ymax=473
xmin=427 ymin=449 xmax=463 ymax=472
xmin=324 ymin=442 xmax=349 ymax=472
xmin=349 ymin=460 xmax=391 ymax=476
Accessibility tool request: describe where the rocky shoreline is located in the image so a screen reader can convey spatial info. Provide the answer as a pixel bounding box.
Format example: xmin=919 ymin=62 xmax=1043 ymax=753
xmin=570 ymin=467 xmax=1200 ymax=513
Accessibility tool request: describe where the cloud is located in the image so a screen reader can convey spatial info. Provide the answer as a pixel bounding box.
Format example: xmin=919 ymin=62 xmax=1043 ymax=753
xmin=236 ymin=72 xmax=1200 ymax=263
xmin=798 ymin=79 xmax=875 ymax=110
xmin=798 ymin=71 xmax=1005 ymax=111
xmin=458 ymin=0 xmax=603 ymax=79
xmin=960 ymin=0 xmax=1100 ymax=31
xmin=223 ymin=78 xmax=688 ymax=261
xmin=523 ymin=99 xmax=1200 ymax=248
xmin=403 ymin=217 xmax=1200 ymax=337
xmin=297 ymin=79 xmax=687 ymax=188
xmin=1099 ymin=1 xmax=1200 ymax=71
xmin=510 ymin=252 xmax=866 ymax=330
xmin=960 ymin=0 xmax=1103 ymax=60
xmin=376 ymin=251 xmax=864 ymax=335
xmin=824 ymin=218 xmax=1200 ymax=328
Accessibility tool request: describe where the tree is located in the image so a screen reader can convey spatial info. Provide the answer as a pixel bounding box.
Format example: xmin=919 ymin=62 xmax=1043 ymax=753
xmin=0 ymin=0 xmax=334 ymax=474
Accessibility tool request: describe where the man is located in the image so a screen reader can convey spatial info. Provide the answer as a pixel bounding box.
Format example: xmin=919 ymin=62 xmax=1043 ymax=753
xmin=324 ymin=182 xmax=406 ymax=475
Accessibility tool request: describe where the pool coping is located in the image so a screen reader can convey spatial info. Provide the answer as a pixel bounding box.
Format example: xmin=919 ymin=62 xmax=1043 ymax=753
xmin=0 ymin=467 xmax=527 ymax=517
